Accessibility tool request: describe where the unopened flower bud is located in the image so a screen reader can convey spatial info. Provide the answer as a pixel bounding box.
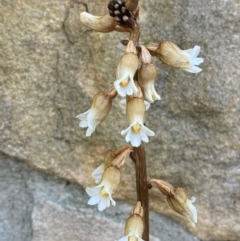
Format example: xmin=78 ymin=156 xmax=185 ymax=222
xmin=116 ymin=201 xmax=144 ymax=241
xmin=155 ymin=41 xmax=204 ymax=73
xmin=114 ymin=40 xmax=139 ymax=97
xmin=76 ymin=91 xmax=112 ymax=136
xmin=80 ymin=12 xmax=116 ymax=32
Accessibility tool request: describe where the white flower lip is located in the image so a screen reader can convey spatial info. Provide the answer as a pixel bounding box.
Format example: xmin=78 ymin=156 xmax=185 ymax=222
xmin=114 ymin=73 xmax=138 ymax=97
xmin=121 ymin=98 xmax=154 ymax=147
xmin=76 ymin=109 xmax=96 ymax=137
xmin=86 ymin=185 xmax=116 ymax=211
xmin=183 ymin=45 xmax=204 ymax=73
xmin=186 ymin=196 xmax=198 ymax=226
xmin=121 ymin=118 xmax=155 ymax=147
xmin=142 ymin=84 xmax=161 ymax=103
xmin=92 ymin=163 xmax=105 ymax=183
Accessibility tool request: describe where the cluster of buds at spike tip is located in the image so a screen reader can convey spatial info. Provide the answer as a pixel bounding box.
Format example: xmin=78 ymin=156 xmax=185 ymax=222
xmin=86 ymin=146 xmax=133 ymax=211
xmin=114 ymin=40 xmax=139 ymax=97
xmin=121 ymin=84 xmax=155 ymax=147
xmin=116 ymin=201 xmax=145 ymax=241
xmin=92 ymin=146 xmax=133 ymax=183
xmin=146 ymin=41 xmax=204 ymax=73
xmin=76 ymin=86 xmax=117 ymax=137
xmin=148 ymin=179 xmax=197 ymax=226
xmin=138 ymin=45 xmax=161 ymax=103
xmin=108 ymin=0 xmax=136 ymax=28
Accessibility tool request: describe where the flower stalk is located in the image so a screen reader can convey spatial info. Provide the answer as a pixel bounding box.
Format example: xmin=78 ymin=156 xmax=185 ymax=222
xmin=130 ymin=144 xmax=149 ymax=241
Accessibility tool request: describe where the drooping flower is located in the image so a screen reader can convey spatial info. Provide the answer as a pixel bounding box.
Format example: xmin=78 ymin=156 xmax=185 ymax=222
xmin=86 ymin=166 xmax=120 ymax=211
xmin=148 ymin=179 xmax=197 ymax=226
xmin=114 ymin=40 xmax=139 ymax=97
xmin=76 ymin=87 xmax=117 ymax=136
xmin=121 ymin=97 xmax=154 ymax=147
xmin=147 ymin=41 xmax=204 ymax=73
xmin=167 ymin=188 xmax=197 ymax=226
xmin=92 ymin=146 xmax=132 ymax=183
xmin=138 ymin=45 xmax=161 ymax=103
xmin=117 ymin=201 xmax=144 ymax=241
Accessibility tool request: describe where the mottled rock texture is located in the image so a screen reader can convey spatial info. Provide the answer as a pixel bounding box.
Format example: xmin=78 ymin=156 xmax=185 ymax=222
xmin=0 ymin=0 xmax=240 ymax=240
xmin=0 ymin=154 xmax=199 ymax=241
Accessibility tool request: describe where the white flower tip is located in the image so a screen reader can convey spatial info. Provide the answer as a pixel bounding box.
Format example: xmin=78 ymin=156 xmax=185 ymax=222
xmin=191 ymin=196 xmax=196 ymax=203
xmin=86 ymin=127 xmax=94 ymax=137
xmin=98 ymin=206 xmax=105 ymax=212
xmin=187 ymin=198 xmax=198 ymax=224
xmin=193 ymin=45 xmax=200 ymax=54
xmin=191 ymin=222 xmax=196 ymax=228
xmin=144 ymin=101 xmax=151 ymax=111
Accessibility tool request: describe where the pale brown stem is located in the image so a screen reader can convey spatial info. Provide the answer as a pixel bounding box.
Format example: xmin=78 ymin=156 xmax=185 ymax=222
xmin=130 ymin=23 xmax=140 ymax=46
xmin=130 ymin=143 xmax=149 ymax=241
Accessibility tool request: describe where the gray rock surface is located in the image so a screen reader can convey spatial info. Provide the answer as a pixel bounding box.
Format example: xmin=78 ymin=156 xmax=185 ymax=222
xmin=0 ymin=154 xmax=199 ymax=241
xmin=1 ymin=0 xmax=240 ymax=240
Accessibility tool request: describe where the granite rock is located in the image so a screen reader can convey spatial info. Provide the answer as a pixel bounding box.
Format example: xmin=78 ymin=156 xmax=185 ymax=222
xmin=0 ymin=154 xmax=199 ymax=241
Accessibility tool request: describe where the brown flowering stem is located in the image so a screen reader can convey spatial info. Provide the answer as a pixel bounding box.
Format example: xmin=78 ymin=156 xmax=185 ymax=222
xmin=130 ymin=22 xmax=140 ymax=46
xmin=130 ymin=143 xmax=149 ymax=241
